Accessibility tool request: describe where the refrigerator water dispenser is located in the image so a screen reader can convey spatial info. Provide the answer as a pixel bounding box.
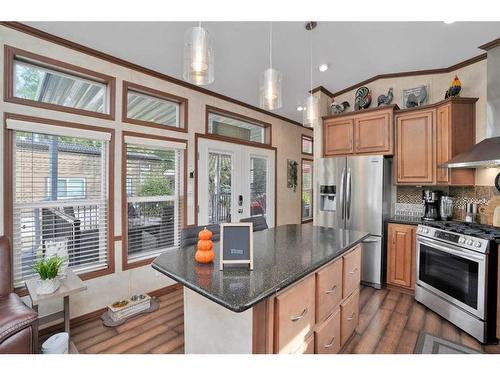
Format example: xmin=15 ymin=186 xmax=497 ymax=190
xmin=319 ymin=185 xmax=336 ymax=212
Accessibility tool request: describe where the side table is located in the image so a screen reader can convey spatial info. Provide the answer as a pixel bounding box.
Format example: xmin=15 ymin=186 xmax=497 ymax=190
xmin=25 ymin=269 xmax=87 ymax=353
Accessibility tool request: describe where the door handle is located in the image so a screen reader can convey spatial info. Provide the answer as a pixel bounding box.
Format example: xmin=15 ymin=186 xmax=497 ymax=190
xmin=238 ymin=195 xmax=243 ymax=207
xmin=325 ymin=285 xmax=337 ymax=294
xmin=362 ymin=237 xmax=380 ymax=243
xmin=324 ymin=336 xmax=336 ymax=349
xmin=347 ymin=312 xmax=356 ymax=321
xmin=340 ymin=167 xmax=346 ymax=220
xmin=346 ymin=168 xmax=352 ymax=221
xmin=291 ymin=308 xmax=308 ymax=322
xmin=349 ymin=267 xmax=359 ymax=275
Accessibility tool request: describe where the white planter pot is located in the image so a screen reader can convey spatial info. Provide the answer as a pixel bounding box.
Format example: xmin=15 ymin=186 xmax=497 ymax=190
xmin=37 ymin=277 xmax=60 ymax=295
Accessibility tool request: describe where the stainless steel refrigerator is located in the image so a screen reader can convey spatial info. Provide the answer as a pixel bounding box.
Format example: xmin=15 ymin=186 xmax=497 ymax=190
xmin=314 ymin=155 xmax=392 ymax=289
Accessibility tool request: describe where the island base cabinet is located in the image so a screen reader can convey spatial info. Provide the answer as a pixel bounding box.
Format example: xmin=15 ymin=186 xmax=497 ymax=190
xmin=314 ymin=308 xmax=341 ymax=354
xmin=340 ymin=288 xmax=360 ymax=346
xmin=294 ymin=334 xmax=315 ymax=354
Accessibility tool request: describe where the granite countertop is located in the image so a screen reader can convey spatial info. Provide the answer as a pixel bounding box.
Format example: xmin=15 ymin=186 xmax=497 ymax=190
xmin=386 ymin=216 xmax=424 ymax=225
xmin=152 ymin=224 xmax=369 ymax=313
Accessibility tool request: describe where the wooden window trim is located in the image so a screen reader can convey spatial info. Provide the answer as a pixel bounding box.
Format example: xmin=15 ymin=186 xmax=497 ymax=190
xmin=122 ymin=81 xmax=188 ymax=133
xmin=205 ymin=105 xmax=272 ymax=147
xmin=301 ymin=135 xmax=314 ymax=156
xmin=301 ymin=158 xmax=314 ymax=224
xmin=4 ymin=113 xmax=116 ymax=296
xmin=4 ymin=45 xmax=116 ymax=121
xmin=121 ymin=131 xmax=188 ymax=271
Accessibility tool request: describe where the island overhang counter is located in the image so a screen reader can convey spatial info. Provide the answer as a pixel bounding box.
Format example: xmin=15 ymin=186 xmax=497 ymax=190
xmin=152 ymin=224 xmax=369 ymax=354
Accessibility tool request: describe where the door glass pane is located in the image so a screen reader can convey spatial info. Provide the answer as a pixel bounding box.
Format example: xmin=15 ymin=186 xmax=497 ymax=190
xmin=209 ymin=153 xmax=232 ymax=224
xmin=419 ymin=244 xmax=478 ymax=309
xmin=302 ymin=160 xmax=313 ymax=221
xmin=250 ymin=157 xmax=267 ymax=218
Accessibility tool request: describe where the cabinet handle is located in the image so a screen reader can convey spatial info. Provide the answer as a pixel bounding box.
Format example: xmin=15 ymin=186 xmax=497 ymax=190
xmin=349 ymin=267 xmax=359 ymax=275
xmin=291 ymin=308 xmax=308 ymax=322
xmin=347 ymin=312 xmax=356 ymax=321
xmin=324 ymin=336 xmax=336 ymax=349
xmin=325 ymin=285 xmax=337 ymax=294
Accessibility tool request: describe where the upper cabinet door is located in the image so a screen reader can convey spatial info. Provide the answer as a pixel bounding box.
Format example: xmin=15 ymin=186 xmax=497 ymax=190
xmin=436 ymin=104 xmax=451 ymax=184
xmin=396 ymin=109 xmax=435 ymax=184
xmin=323 ymin=118 xmax=354 ymax=156
xmin=354 ymin=110 xmax=393 ymax=155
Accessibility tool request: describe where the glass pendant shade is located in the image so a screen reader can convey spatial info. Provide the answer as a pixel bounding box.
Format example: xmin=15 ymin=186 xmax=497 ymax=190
xmin=303 ymin=94 xmax=319 ymax=128
xmin=259 ymin=68 xmax=283 ymax=110
xmin=183 ymin=26 xmax=214 ymax=85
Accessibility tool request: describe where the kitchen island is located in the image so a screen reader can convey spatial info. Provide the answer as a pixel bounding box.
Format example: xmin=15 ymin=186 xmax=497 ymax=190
xmin=152 ymin=224 xmax=368 ymax=354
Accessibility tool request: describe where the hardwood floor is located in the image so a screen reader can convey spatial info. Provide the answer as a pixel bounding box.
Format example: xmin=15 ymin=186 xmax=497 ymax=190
xmin=72 ymin=286 xmax=185 ymax=354
xmin=341 ymin=286 xmax=500 ymax=354
xmin=69 ymin=285 xmax=500 ymax=354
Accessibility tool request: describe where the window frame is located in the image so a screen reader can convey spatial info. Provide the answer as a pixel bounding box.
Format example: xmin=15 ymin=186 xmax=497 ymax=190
xmin=301 ymin=135 xmax=314 ymax=155
xmin=205 ymin=105 xmax=272 ymax=147
xmin=3 ymin=113 xmax=116 ymax=296
xmin=121 ymin=131 xmax=188 ymax=271
xmin=122 ymin=81 xmax=188 ymax=133
xmin=4 ymin=45 xmax=116 ymax=120
xmin=301 ymin=158 xmax=314 ymax=223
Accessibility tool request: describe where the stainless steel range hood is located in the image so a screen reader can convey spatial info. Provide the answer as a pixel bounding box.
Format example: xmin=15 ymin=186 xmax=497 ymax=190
xmin=442 ymin=43 xmax=500 ymax=169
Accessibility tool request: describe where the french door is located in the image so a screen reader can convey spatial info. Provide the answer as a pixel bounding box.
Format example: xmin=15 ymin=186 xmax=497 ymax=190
xmin=197 ymin=139 xmax=275 ymax=227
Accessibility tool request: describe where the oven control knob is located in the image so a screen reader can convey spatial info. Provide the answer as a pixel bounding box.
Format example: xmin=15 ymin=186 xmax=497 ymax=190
xmin=458 ymin=237 xmax=466 ymax=244
xmin=423 ymin=228 xmax=429 ymax=234
xmin=474 ymin=241 xmax=482 ymax=248
xmin=466 ymin=240 xmax=473 ymax=246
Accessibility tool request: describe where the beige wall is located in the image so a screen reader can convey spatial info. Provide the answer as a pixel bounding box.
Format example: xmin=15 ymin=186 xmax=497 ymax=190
xmin=317 ymin=59 xmax=500 ymax=186
xmin=0 ymin=25 xmax=312 ymax=319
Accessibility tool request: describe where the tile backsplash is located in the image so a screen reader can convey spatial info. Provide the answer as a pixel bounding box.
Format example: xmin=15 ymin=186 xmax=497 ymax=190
xmin=396 ymin=185 xmax=500 ymax=225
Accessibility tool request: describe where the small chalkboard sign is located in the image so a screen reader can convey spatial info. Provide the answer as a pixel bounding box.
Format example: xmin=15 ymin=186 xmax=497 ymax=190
xmin=219 ymin=223 xmax=253 ymax=270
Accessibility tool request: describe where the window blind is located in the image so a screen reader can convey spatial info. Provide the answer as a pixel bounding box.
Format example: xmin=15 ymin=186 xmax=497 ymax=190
xmin=125 ymin=140 xmax=184 ymax=262
xmin=12 ymin=130 xmax=109 ymax=287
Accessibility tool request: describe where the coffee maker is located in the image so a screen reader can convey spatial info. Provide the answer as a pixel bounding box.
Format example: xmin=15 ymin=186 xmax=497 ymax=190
xmin=422 ymin=190 xmax=441 ymax=221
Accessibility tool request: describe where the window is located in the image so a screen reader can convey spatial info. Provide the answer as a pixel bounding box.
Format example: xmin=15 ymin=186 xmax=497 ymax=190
xmin=124 ymin=82 xmax=187 ymax=130
xmin=207 ymin=106 xmax=271 ymax=145
xmin=302 ymin=135 xmax=313 ymax=155
xmin=5 ymin=46 xmax=115 ymax=119
xmin=46 ymin=178 xmax=86 ymax=199
xmin=7 ymin=118 xmax=112 ymax=287
xmin=250 ymin=157 xmax=268 ymax=218
xmin=301 ymin=159 xmax=313 ymax=222
xmin=124 ymin=134 xmax=185 ymax=267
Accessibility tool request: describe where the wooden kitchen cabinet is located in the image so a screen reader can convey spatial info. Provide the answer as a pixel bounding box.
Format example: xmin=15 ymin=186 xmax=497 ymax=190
xmin=387 ymin=223 xmax=416 ymax=291
xmin=354 ymin=108 xmax=394 ymax=154
xmin=323 ymin=105 xmax=398 ymax=157
xmin=395 ymin=97 xmax=477 ymax=185
xmin=395 ymin=109 xmax=435 ymax=184
xmin=323 ymin=118 xmax=354 ymax=156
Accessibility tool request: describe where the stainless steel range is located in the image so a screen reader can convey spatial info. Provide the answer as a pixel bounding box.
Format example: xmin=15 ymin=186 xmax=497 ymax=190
xmin=415 ymin=222 xmax=498 ymax=343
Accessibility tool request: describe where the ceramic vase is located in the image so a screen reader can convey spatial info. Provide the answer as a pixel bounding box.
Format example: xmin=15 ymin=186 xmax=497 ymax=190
xmin=37 ymin=277 xmax=60 ymax=295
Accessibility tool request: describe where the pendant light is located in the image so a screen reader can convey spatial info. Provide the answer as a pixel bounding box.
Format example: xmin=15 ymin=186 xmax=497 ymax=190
xmin=303 ymin=22 xmax=319 ymax=128
xmin=259 ymin=23 xmax=283 ymax=110
xmin=183 ymin=22 xmax=214 ymax=85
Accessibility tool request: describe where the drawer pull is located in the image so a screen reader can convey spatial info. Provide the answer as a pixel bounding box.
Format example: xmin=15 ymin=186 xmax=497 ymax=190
xmin=347 ymin=312 xmax=356 ymax=321
xmin=325 ymin=285 xmax=337 ymax=294
xmin=324 ymin=336 xmax=336 ymax=349
xmin=291 ymin=308 xmax=308 ymax=322
xmin=349 ymin=267 xmax=359 ymax=275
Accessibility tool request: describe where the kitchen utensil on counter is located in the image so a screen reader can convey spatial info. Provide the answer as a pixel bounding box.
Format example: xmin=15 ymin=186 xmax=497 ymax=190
xmin=440 ymin=196 xmax=453 ymax=221
xmin=493 ymin=206 xmax=500 ymax=227
xmin=465 ymin=202 xmax=478 ymax=223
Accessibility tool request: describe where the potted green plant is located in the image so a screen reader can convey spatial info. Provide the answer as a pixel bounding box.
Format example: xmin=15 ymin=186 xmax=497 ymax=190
xmin=33 ymin=255 xmax=64 ymax=295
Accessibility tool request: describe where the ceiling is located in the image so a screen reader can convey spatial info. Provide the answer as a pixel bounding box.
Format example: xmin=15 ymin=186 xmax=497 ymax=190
xmin=26 ymin=22 xmax=500 ymax=122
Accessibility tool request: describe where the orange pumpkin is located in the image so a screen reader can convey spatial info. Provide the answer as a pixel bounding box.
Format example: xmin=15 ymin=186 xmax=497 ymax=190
xmin=198 ymin=227 xmax=213 ymax=240
xmin=195 ymin=248 xmax=215 ymax=263
xmin=197 ymin=239 xmax=213 ymax=251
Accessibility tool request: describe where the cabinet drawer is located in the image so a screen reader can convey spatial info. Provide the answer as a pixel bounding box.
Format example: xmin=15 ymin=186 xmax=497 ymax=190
xmin=275 ymin=275 xmax=316 ymax=353
xmin=316 ymin=258 xmax=343 ymax=323
xmin=315 ymin=308 xmax=341 ymax=354
xmin=342 ymin=246 xmax=361 ymax=298
xmin=293 ymin=334 xmax=315 ymax=354
xmin=340 ymin=288 xmax=360 ymax=346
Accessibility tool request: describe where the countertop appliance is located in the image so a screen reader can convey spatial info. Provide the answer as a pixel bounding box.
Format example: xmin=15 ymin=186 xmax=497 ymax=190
xmin=415 ymin=221 xmax=499 ymax=343
xmin=315 ymin=156 xmax=392 ymax=289
xmin=422 ymin=190 xmax=441 ymax=221
xmin=440 ymin=196 xmax=453 ymax=221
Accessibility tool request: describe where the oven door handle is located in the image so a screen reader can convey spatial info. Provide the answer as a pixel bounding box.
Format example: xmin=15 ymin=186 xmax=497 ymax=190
xmin=416 ymin=237 xmax=486 ymax=262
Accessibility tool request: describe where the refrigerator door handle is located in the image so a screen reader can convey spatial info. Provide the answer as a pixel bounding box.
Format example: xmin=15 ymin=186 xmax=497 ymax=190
xmin=346 ymin=168 xmax=352 ymax=220
xmin=340 ymin=167 xmax=346 ymax=220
